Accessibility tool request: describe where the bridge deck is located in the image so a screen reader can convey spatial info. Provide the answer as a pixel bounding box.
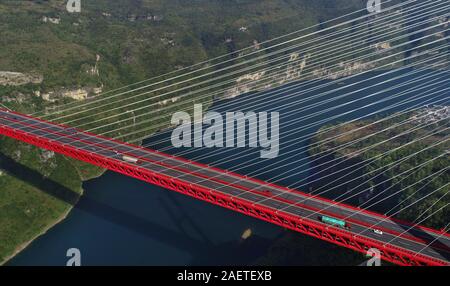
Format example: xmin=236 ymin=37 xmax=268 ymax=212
xmin=0 ymin=109 xmax=449 ymax=266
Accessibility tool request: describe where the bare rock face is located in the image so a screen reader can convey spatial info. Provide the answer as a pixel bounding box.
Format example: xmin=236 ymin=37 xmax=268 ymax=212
xmin=60 ymin=89 xmax=89 ymax=100
xmin=41 ymin=88 xmax=88 ymax=101
xmin=410 ymin=105 xmax=450 ymax=124
xmin=1 ymin=91 xmax=27 ymax=103
xmin=86 ymin=54 xmax=101 ymax=76
xmin=40 ymin=86 xmax=103 ymax=102
xmin=42 ymin=16 xmax=60 ymax=24
xmin=223 ymin=52 xmax=309 ymax=99
xmin=0 ymin=72 xmax=43 ymax=86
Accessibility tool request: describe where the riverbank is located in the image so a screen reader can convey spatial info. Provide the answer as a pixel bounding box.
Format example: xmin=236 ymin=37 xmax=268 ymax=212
xmin=0 ymin=191 xmax=82 ymax=266
xmin=0 ymin=154 xmax=108 ymax=265
xmin=6 ymin=69 xmax=443 ymax=266
xmin=0 ymin=134 xmax=149 ymax=265
xmin=308 ymin=106 xmax=450 ymax=228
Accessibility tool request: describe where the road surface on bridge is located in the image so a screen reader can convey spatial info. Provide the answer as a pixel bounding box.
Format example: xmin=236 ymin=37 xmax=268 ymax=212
xmin=0 ymin=109 xmax=449 ymax=266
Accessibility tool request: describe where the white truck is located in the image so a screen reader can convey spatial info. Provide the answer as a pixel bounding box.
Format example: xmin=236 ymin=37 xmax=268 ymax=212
xmin=122 ymin=155 xmax=141 ymax=164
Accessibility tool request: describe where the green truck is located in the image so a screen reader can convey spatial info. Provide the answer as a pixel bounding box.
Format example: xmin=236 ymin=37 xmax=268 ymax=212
xmin=319 ymin=215 xmax=351 ymax=230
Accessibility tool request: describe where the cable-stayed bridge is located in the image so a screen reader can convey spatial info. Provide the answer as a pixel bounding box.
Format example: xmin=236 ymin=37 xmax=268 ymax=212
xmin=0 ymin=109 xmax=449 ymax=266
xmin=0 ymin=0 xmax=449 ymax=266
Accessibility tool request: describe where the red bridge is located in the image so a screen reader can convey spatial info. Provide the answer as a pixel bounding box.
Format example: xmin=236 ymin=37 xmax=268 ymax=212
xmin=0 ymin=108 xmax=449 ymax=266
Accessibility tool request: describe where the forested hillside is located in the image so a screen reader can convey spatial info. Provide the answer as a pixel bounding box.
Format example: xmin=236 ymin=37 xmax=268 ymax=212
xmin=0 ymin=0 xmax=370 ymax=264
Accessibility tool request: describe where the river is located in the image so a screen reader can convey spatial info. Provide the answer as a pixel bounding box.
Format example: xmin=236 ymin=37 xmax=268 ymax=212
xmin=8 ymin=69 xmax=446 ymax=265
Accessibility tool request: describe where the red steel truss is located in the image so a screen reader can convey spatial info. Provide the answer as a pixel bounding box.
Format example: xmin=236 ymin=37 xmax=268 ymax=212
xmin=0 ymin=118 xmax=448 ymax=266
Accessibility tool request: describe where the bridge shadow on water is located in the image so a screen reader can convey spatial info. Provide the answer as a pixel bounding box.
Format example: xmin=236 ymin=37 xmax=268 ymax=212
xmin=0 ymin=153 xmax=275 ymax=265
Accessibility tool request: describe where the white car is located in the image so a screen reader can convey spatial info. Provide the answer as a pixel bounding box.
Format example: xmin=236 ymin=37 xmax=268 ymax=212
xmin=373 ymin=229 xmax=383 ymax=235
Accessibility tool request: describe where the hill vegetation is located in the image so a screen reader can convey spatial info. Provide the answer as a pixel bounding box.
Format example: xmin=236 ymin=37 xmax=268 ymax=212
xmin=0 ymin=0 xmax=371 ymax=264
xmin=0 ymin=0 xmax=447 ymax=265
xmin=309 ymin=107 xmax=449 ymax=229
